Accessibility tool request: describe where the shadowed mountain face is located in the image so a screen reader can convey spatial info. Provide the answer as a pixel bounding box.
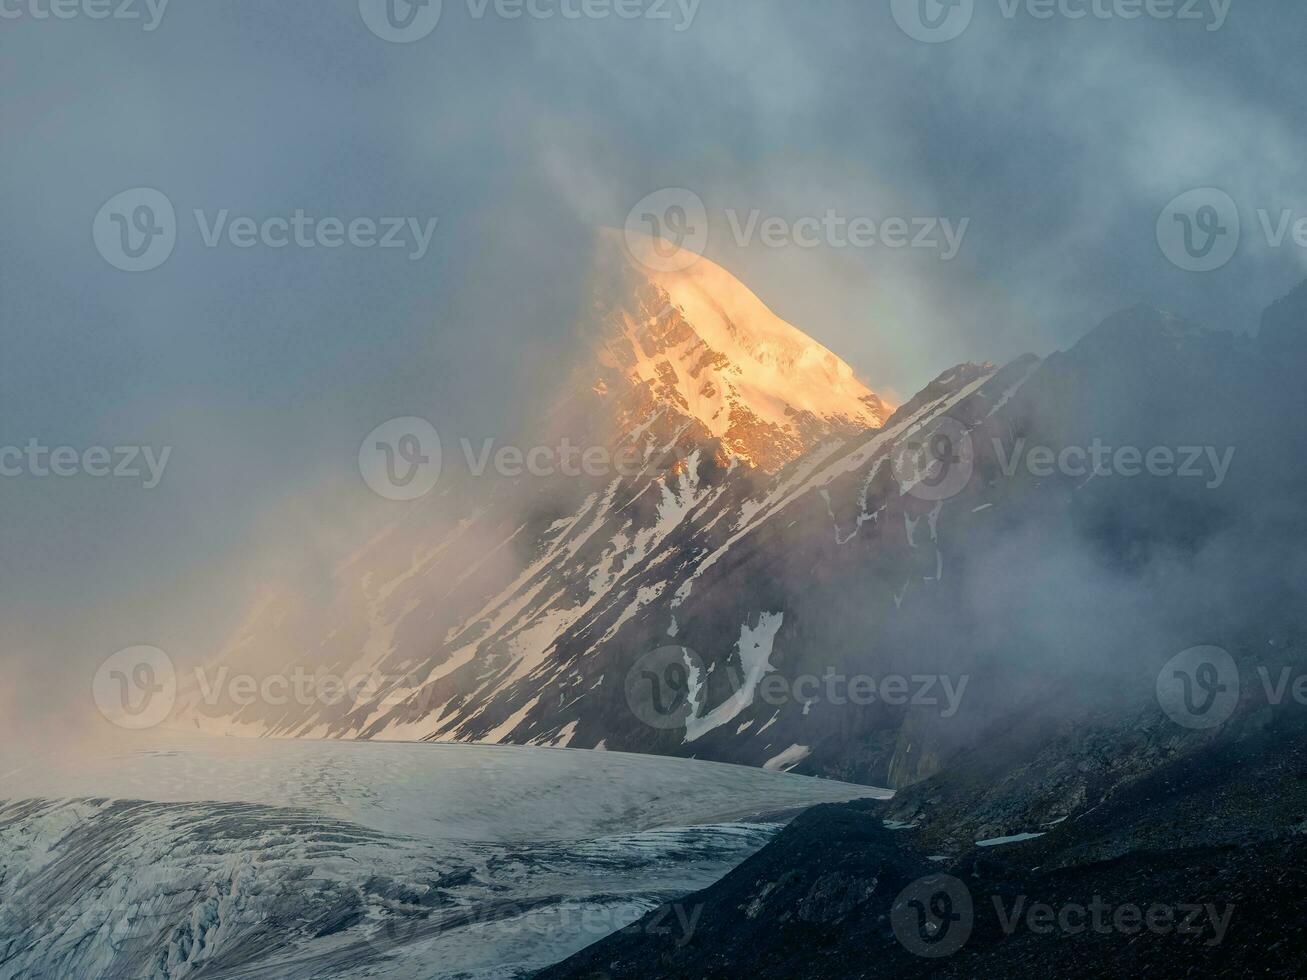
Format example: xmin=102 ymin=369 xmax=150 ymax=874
xmin=172 ymin=236 xmax=904 ymax=759
xmin=539 ymin=734 xmax=1307 ymax=979
xmin=180 ymin=259 xmax=1307 ymax=795
xmin=536 ymin=284 xmax=1307 ymax=980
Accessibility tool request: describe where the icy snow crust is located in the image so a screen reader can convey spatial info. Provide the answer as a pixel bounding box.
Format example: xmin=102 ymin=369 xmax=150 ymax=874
xmin=0 ymin=736 xmax=885 ymax=978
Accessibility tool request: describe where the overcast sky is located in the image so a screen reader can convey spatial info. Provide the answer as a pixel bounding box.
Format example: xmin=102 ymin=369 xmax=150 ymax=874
xmin=2 ymin=0 xmax=1305 ymax=740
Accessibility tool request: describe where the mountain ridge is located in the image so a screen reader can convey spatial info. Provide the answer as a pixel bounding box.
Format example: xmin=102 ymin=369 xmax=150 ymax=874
xmin=179 ymin=253 xmax=1307 ymax=794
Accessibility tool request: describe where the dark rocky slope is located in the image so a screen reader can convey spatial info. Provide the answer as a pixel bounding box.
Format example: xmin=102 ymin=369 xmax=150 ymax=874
xmin=538 ymin=281 xmax=1307 ymax=977
xmin=539 ymin=701 xmax=1307 ymax=978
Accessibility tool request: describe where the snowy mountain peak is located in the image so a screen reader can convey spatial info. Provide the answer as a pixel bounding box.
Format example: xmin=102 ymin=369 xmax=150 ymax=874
xmin=583 ymin=230 xmax=893 ymax=472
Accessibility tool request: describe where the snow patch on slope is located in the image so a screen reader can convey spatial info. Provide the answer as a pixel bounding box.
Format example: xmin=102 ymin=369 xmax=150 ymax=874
xmin=763 ymin=744 xmax=811 ymax=772
xmin=685 ymin=612 xmax=784 ymax=742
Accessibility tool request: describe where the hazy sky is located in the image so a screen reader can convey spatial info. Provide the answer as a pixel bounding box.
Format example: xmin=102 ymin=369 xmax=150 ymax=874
xmin=2 ymin=0 xmax=1305 ymax=739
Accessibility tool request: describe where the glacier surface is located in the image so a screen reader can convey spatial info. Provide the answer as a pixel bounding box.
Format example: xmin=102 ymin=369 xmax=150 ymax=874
xmin=0 ymin=735 xmax=886 ymax=978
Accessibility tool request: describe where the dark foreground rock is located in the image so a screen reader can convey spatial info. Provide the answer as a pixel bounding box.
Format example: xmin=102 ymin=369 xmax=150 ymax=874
xmin=538 ymin=701 xmax=1307 ymax=979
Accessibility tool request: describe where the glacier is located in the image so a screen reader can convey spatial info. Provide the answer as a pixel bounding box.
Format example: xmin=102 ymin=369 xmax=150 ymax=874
xmin=0 ymin=735 xmax=887 ymax=978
